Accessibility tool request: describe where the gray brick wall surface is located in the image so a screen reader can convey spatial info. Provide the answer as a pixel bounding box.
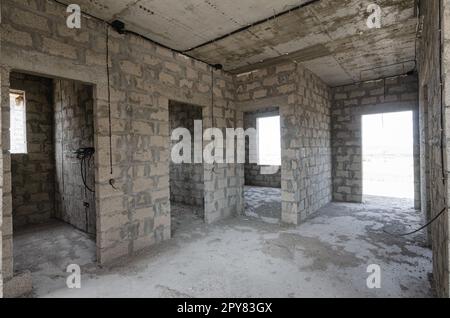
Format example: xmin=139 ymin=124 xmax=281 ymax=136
xmin=0 ymin=0 xmax=243 ymax=267
xmin=10 ymin=72 xmax=55 ymax=229
xmin=417 ymin=0 xmax=450 ymax=298
xmin=236 ymin=62 xmax=332 ymax=224
xmin=331 ymin=74 xmax=420 ymax=204
xmin=2 ymin=0 xmax=448 ymax=299
xmin=169 ymin=101 xmax=204 ymax=209
xmin=54 ymin=79 xmax=96 ymax=235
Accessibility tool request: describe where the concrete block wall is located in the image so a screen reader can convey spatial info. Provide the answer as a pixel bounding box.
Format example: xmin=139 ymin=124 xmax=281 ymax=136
xmin=236 ymin=61 xmax=332 ymax=224
xmin=442 ymin=1 xmax=450 ymax=297
xmin=203 ymin=71 xmax=244 ymax=223
xmin=169 ymin=101 xmax=204 ymax=208
xmin=418 ymin=0 xmax=450 ymax=297
xmin=0 ymin=0 xmax=242 ymax=269
xmin=417 ymin=0 xmax=449 ymax=298
xmin=243 ymin=107 xmax=281 ymax=188
xmin=0 ymin=64 xmax=4 ymax=299
xmin=331 ymin=74 xmax=420 ymax=204
xmin=1 ymin=65 xmax=13 ymax=282
xmin=443 ymin=0 xmax=450 ymax=299
xmin=10 ymin=72 xmax=55 ymax=229
xmin=54 ymin=79 xmax=96 ymax=235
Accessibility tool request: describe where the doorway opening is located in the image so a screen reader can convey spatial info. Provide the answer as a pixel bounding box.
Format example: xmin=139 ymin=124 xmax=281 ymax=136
xmin=168 ymin=101 xmax=205 ymax=234
xmin=10 ymin=72 xmax=97 ymax=295
xmin=362 ymin=111 xmax=415 ymax=202
xmin=243 ymin=108 xmax=282 ymax=224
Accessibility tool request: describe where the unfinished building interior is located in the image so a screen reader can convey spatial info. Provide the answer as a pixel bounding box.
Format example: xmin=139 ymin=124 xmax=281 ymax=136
xmin=169 ymin=101 xmax=205 ymax=232
xmin=0 ymin=0 xmax=449 ymax=298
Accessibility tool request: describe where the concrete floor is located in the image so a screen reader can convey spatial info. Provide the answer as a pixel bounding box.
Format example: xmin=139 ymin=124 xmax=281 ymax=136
xmin=13 ymin=221 xmax=96 ymax=296
xmin=244 ymin=186 xmax=281 ymax=224
xmin=14 ymin=196 xmax=433 ymax=298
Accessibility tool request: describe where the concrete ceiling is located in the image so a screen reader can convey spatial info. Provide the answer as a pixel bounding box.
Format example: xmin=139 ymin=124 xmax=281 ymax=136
xmin=61 ymin=0 xmax=418 ymax=86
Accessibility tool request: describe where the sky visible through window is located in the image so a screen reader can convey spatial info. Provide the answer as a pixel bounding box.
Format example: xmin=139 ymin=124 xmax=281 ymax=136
xmin=362 ymin=111 xmax=414 ymax=199
xmin=257 ymin=115 xmax=281 ymax=166
xmin=10 ymin=91 xmax=27 ymax=154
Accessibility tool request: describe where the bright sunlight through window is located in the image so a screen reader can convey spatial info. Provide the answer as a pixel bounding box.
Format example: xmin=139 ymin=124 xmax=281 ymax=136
xmin=257 ymin=115 xmax=281 ymax=166
xmin=10 ymin=90 xmax=27 ymax=154
xmin=362 ymin=111 xmax=414 ymax=199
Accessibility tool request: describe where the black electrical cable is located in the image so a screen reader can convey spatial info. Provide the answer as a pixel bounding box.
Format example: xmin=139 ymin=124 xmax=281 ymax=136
xmin=51 ymin=0 xmax=219 ymax=69
xmin=80 ymin=155 xmax=95 ymax=193
xmin=382 ymin=0 xmax=448 ymax=239
xmin=76 ymin=148 xmax=95 ymax=193
xmin=60 ymin=80 xmax=65 ymax=196
xmin=105 ymin=25 xmax=118 ymax=191
xmin=438 ymin=0 xmax=446 ymax=184
xmin=211 ymin=67 xmax=214 ymax=125
xmin=106 ymin=25 xmax=113 ymax=176
xmin=210 ymin=67 xmax=216 ymax=174
xmin=383 ymin=207 xmax=447 ymax=237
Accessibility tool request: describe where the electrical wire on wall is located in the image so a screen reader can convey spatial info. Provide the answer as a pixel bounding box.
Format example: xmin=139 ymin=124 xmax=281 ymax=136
xmin=59 ymin=80 xmax=65 ymax=213
xmin=383 ymin=0 xmax=447 ymax=238
xmin=105 ymin=25 xmax=118 ymax=190
xmin=383 ymin=207 xmax=447 ymax=237
xmin=75 ymin=147 xmax=96 ymax=193
xmin=437 ymin=0 xmax=448 ymax=226
xmin=210 ymin=67 xmax=216 ymax=174
xmin=211 ymin=67 xmax=215 ymax=126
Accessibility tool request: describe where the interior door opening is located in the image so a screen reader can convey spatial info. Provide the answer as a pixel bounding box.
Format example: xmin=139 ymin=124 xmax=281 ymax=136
xmin=362 ymin=111 xmax=414 ymax=201
xmin=244 ymin=109 xmax=282 ymax=224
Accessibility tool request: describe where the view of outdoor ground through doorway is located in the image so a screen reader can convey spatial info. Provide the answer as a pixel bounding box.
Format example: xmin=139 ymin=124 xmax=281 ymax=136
xmin=362 ymin=111 xmax=414 ymax=200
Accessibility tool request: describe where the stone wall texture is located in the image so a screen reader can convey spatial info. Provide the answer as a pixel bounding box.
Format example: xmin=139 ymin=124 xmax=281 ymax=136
xmin=169 ymin=101 xmax=204 ymax=208
xmin=1 ymin=0 xmax=449 ymax=300
xmin=235 ymin=61 xmax=332 ymax=224
xmin=54 ymin=80 xmax=96 ymax=235
xmin=1 ymin=64 xmax=13 ymax=283
xmin=443 ymin=0 xmax=450 ymax=298
xmin=0 ymin=0 xmax=243 ymax=269
xmin=10 ymin=72 xmax=55 ymax=229
xmin=331 ymin=74 xmax=420 ymax=204
xmin=417 ymin=0 xmax=450 ymax=298
xmin=244 ymin=107 xmax=281 ymax=188
xmin=0 ymin=16 xmax=4 ymax=294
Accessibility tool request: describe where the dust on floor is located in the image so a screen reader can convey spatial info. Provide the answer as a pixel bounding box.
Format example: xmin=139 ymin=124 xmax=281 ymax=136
xmin=14 ymin=196 xmax=433 ymax=298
